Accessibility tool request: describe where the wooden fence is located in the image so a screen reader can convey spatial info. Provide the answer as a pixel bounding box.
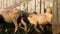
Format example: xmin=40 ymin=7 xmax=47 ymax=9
xmin=0 ymin=0 xmax=53 ymax=14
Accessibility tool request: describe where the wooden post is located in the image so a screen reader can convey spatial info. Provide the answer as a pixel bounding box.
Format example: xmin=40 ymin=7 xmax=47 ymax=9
xmin=53 ymin=0 xmax=58 ymax=34
xmin=41 ymin=0 xmax=45 ymax=14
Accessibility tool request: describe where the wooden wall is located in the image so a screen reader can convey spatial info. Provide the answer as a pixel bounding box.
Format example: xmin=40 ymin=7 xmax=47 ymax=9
xmin=0 ymin=0 xmax=21 ymax=9
xmin=0 ymin=0 xmax=52 ymax=14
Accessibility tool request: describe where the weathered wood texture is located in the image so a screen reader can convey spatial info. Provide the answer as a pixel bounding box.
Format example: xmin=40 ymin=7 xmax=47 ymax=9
xmin=53 ymin=0 xmax=60 ymax=34
xmin=0 ymin=0 xmax=53 ymax=14
xmin=0 ymin=0 xmax=20 ymax=9
xmin=57 ymin=0 xmax=60 ymax=34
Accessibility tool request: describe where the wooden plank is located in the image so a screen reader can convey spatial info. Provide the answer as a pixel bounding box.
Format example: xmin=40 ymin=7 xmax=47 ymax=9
xmin=53 ymin=0 xmax=58 ymax=34
xmin=36 ymin=0 xmax=40 ymax=14
xmin=58 ymin=0 xmax=60 ymax=23
xmin=41 ymin=0 xmax=45 ymax=14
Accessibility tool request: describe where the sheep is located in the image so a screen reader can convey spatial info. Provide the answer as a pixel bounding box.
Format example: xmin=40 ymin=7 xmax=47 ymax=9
xmin=27 ymin=14 xmax=38 ymax=32
xmin=17 ymin=8 xmax=53 ymax=33
xmin=0 ymin=9 xmax=22 ymax=33
xmin=27 ymin=14 xmax=45 ymax=33
xmin=27 ymin=13 xmax=53 ymax=33
xmin=19 ymin=10 xmax=53 ymax=33
xmin=19 ymin=11 xmax=37 ymax=32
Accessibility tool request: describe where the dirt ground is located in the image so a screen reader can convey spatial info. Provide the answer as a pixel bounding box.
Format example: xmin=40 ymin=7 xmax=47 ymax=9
xmin=0 ymin=22 xmax=52 ymax=34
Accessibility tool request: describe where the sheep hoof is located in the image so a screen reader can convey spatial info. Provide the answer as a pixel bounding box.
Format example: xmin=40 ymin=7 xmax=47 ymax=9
xmin=34 ymin=28 xmax=41 ymax=33
xmin=27 ymin=28 xmax=30 ymax=32
xmin=20 ymin=27 xmax=24 ymax=29
xmin=36 ymin=30 xmax=40 ymax=33
xmin=14 ymin=27 xmax=18 ymax=33
xmin=5 ymin=29 xmax=8 ymax=32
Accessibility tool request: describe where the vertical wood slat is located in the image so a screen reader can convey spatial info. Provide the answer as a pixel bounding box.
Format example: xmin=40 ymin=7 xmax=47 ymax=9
xmin=0 ymin=0 xmax=42 ymax=13
xmin=0 ymin=0 xmax=52 ymax=14
xmin=0 ymin=0 xmax=1 ymax=8
xmin=7 ymin=0 xmax=10 ymax=7
xmin=1 ymin=0 xmax=3 ymax=8
xmin=28 ymin=1 xmax=31 ymax=13
xmin=6 ymin=0 xmax=8 ymax=8
xmin=31 ymin=0 xmax=35 ymax=13
xmin=27 ymin=0 xmax=30 ymax=13
xmin=0 ymin=0 xmax=1 ymax=9
xmin=13 ymin=0 xmax=16 ymax=6
xmin=4 ymin=0 xmax=7 ymax=8
xmin=36 ymin=0 xmax=40 ymax=14
xmin=24 ymin=2 xmax=28 ymax=11
xmin=3 ymin=0 xmax=4 ymax=8
xmin=0 ymin=0 xmax=19 ymax=9
xmin=41 ymin=0 xmax=45 ymax=14
xmin=27 ymin=0 xmax=41 ymax=14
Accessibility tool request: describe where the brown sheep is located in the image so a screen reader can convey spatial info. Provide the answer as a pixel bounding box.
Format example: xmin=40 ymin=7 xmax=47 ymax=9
xmin=27 ymin=13 xmax=53 ymax=33
xmin=27 ymin=14 xmax=46 ymax=33
xmin=0 ymin=9 xmax=22 ymax=33
xmin=20 ymin=17 xmax=28 ymax=32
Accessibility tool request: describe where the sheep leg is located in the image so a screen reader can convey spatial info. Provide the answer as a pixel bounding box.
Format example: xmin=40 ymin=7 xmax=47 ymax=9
xmin=21 ymin=18 xmax=27 ymax=32
xmin=19 ymin=23 xmax=24 ymax=29
xmin=34 ymin=24 xmax=40 ymax=33
xmin=39 ymin=24 xmax=44 ymax=31
xmin=12 ymin=19 xmax=19 ymax=33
